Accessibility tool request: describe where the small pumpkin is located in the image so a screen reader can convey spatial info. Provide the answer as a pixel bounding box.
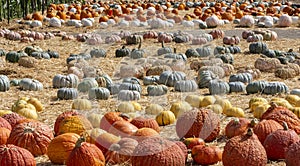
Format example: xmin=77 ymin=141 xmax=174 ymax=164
xmin=156 ymin=110 xmax=176 ymax=126
xmin=185 ymin=95 xmax=203 ymax=108
xmin=225 ymin=118 xmax=250 ymax=138
xmin=57 ymin=88 xmax=78 ymax=100
xmin=88 ymin=87 xmax=110 ymax=100
xmin=191 ymin=145 xmax=223 ymax=165
xmin=72 ymin=99 xmax=92 ymax=111
xmin=147 ymin=84 xmax=168 ymax=96
xmin=145 ymin=104 xmax=164 ymax=115
xmin=0 ymin=75 xmax=10 ymax=92
xmin=19 ymin=78 xmax=43 ymax=91
xmin=223 ymin=107 xmax=245 ymax=117
xmin=170 ymin=101 xmax=192 ymax=118
xmin=130 ymin=117 xmax=160 ymax=132
xmin=95 ymin=132 xmax=121 ymax=154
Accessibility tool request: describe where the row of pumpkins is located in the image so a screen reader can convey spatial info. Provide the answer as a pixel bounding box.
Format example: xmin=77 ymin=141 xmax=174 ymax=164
xmin=1 ymin=93 xmax=300 ymax=165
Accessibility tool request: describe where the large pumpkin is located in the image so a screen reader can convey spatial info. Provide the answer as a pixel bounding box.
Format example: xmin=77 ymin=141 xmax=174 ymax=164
xmin=225 ymin=117 xmax=250 ymax=138
xmin=176 ymin=108 xmax=220 ymax=142
xmin=54 ymin=110 xmax=82 ymax=135
xmin=0 ymin=144 xmax=36 ymax=166
xmin=57 ymin=115 xmax=93 ymax=136
xmin=131 ymin=137 xmax=185 ymax=166
xmin=100 ymin=111 xmax=131 ymax=131
xmin=1 ymin=112 xmax=26 ymax=128
xmin=0 ymin=127 xmax=10 ymax=145
xmin=285 ymin=141 xmax=300 ymax=166
xmin=7 ymin=120 xmax=54 ymax=156
xmin=47 ymin=133 xmax=80 ymax=164
xmin=253 ymin=119 xmax=283 ymax=144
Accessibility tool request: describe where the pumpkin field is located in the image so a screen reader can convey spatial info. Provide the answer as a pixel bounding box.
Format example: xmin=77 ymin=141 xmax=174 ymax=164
xmin=0 ymin=0 xmax=300 ymax=165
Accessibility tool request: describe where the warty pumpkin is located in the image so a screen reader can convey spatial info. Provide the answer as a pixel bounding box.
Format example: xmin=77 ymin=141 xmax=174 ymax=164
xmin=57 ymin=115 xmax=93 ymax=136
xmin=225 ymin=117 xmax=250 ymax=138
xmin=253 ymin=119 xmax=284 ymax=144
xmin=0 ymin=144 xmax=36 ymax=166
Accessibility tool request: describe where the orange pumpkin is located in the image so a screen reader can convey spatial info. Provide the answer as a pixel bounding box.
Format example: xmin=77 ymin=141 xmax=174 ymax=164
xmin=57 ymin=115 xmax=93 ymax=136
xmin=32 ymin=12 xmax=43 ymax=21
xmin=57 ymin=11 xmax=67 ymax=20
xmin=0 ymin=127 xmax=10 ymax=145
xmin=99 ymin=16 xmax=109 ymax=22
xmin=95 ymin=132 xmax=121 ymax=154
xmin=192 ymin=145 xmax=223 ymax=165
xmin=108 ymin=120 xmax=138 ymax=137
xmin=100 ymin=112 xmax=131 ymax=131
xmin=54 ymin=110 xmax=82 ymax=136
xmin=222 ymin=12 xmax=234 ymax=21
xmin=0 ymin=144 xmax=36 ymax=165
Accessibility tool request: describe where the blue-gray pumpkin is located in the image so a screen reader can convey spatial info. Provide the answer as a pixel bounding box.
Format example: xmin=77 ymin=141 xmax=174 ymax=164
xmin=108 ymin=83 xmax=121 ymax=95
xmin=24 ymin=45 xmax=43 ymax=55
xmin=130 ymin=41 xmax=145 ymax=59
xmin=0 ymin=49 xmax=6 ymax=56
xmin=229 ymin=81 xmax=246 ymax=93
xmin=57 ymin=88 xmax=78 ymax=100
xmin=159 ymin=71 xmax=186 ymax=87
xmin=164 ymin=48 xmax=187 ymax=61
xmin=52 ymin=74 xmax=79 ymax=88
xmin=77 ymin=77 xmax=99 ymax=92
xmin=118 ymin=90 xmax=140 ymax=101
xmin=229 ymin=73 xmax=253 ymax=84
xmin=119 ymin=82 xmax=142 ymax=93
xmin=197 ymin=70 xmax=218 ymax=88
xmin=249 ymin=42 xmax=268 ymax=54
xmin=47 ymin=50 xmax=60 ymax=58
xmin=196 ymin=47 xmax=212 ymax=57
xmin=174 ymin=80 xmax=198 ymax=92
xmin=185 ymin=48 xmax=200 ymax=58
xmin=115 ymin=46 xmax=131 ymax=58
xmin=208 ymin=79 xmax=230 ymax=95
xmin=31 ymin=51 xmax=50 ymax=59
xmin=123 ymin=77 xmax=140 ymax=85
xmin=215 ymin=53 xmax=234 ymax=64
xmin=95 ymin=74 xmax=113 ymax=88
xmin=19 ymin=78 xmax=43 ymax=91
xmin=147 ymin=84 xmax=168 ymax=96
xmin=157 ymin=41 xmax=172 ymax=56
xmin=88 ymin=87 xmax=110 ymax=100
xmin=262 ymin=82 xmax=289 ymax=95
xmin=0 ymin=75 xmax=10 ymax=92
xmin=90 ymin=48 xmax=106 ymax=58
xmin=143 ymin=76 xmax=160 ymax=85
xmin=290 ymin=89 xmax=300 ymax=97
xmin=5 ymin=51 xmax=27 ymax=63
xmin=246 ymin=80 xmax=269 ymax=94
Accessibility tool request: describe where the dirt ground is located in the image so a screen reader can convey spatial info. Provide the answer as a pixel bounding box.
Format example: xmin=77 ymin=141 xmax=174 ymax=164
xmin=0 ymin=13 xmax=299 ymax=166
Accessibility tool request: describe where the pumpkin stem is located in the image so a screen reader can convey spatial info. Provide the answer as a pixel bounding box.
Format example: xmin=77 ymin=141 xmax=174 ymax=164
xmin=246 ymin=128 xmax=253 ymax=136
xmin=250 ymin=119 xmax=258 ymax=128
xmin=233 ymin=118 xmax=240 ymax=125
xmin=283 ymin=122 xmax=289 ymax=130
xmin=138 ymin=39 xmax=142 ymax=50
xmin=161 ymin=41 xmax=165 ymax=48
xmin=75 ymin=137 xmax=86 ymax=148
xmin=173 ymin=47 xmax=177 ymax=53
xmin=270 ymin=102 xmax=278 ymax=109
xmin=122 ymin=45 xmax=125 ymax=49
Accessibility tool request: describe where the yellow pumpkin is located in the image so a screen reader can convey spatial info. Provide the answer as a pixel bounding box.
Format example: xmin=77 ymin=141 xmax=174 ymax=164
xmin=87 ymin=113 xmax=103 ymax=128
xmin=206 ymin=104 xmax=223 ymax=114
xmin=270 ymin=98 xmax=293 ymax=109
xmin=16 ymin=108 xmax=38 ymax=119
xmin=249 ymin=97 xmax=268 ymax=108
xmin=155 ymin=110 xmax=176 ymax=126
xmin=199 ymin=96 xmax=216 ymax=107
xmin=131 ymin=101 xmax=142 ymax=111
xmin=72 ymin=99 xmax=92 ymax=111
xmin=170 ymin=101 xmax=192 ymax=118
xmin=224 ymin=107 xmax=245 ymax=117
xmin=81 ymin=128 xmax=106 ymax=144
xmin=214 ymin=98 xmax=232 ymax=113
xmin=185 ymin=95 xmax=203 ymax=107
xmin=285 ymin=95 xmax=300 ymax=107
xmin=0 ymin=110 xmax=12 ymax=116
xmin=58 ymin=115 xmax=93 ymax=135
xmin=145 ymin=104 xmax=164 ymax=115
xmin=253 ymin=104 xmax=270 ymax=119
xmin=12 ymin=100 xmax=36 ymax=112
xmin=117 ymin=102 xmax=135 ymax=113
xmin=250 ymin=101 xmax=268 ymax=112
xmin=290 ymin=107 xmax=300 ymax=118
xmin=27 ymin=97 xmax=44 ymax=112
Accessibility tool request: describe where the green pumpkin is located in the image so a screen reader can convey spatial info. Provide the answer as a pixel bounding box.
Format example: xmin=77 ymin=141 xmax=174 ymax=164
xmin=157 ymin=41 xmax=172 ymax=56
xmin=249 ymin=42 xmax=268 ymax=54
xmin=147 ymin=84 xmax=168 ymax=96
xmin=115 ymin=45 xmax=130 ymax=58
xmin=0 ymin=75 xmax=10 ymax=92
xmin=78 ymin=78 xmax=99 ymax=92
xmin=185 ymin=48 xmax=199 ymax=58
xmin=130 ymin=41 xmax=144 ymax=59
xmin=47 ymin=50 xmax=60 ymax=58
xmin=227 ymin=46 xmax=241 ymax=54
xmin=119 ymin=82 xmax=142 ymax=93
xmin=5 ymin=51 xmax=27 ymax=63
xmin=19 ymin=78 xmax=43 ymax=91
xmin=214 ymin=46 xmax=231 ymax=55
xmin=57 ymin=88 xmax=78 ymax=100
xmin=262 ymin=82 xmax=289 ymax=95
xmin=174 ymin=35 xmax=190 ymax=43
xmin=24 ymin=45 xmax=43 ymax=56
xmin=246 ymin=80 xmax=269 ymax=94
xmin=88 ymin=87 xmax=110 ymax=100
xmin=229 ymin=82 xmax=246 ymax=93
xmin=196 ymin=46 xmax=212 ymax=57
xmin=90 ymin=48 xmax=106 ymax=58
xmin=95 ymin=74 xmax=113 ymax=88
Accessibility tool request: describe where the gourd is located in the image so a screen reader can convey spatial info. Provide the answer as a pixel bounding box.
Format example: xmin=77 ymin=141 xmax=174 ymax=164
xmin=192 ymin=145 xmax=223 ymax=165
xmin=143 ymin=76 xmax=160 ymax=85
xmin=88 ymin=87 xmax=110 ymax=100
xmin=30 ymin=51 xmax=50 ymax=59
xmin=278 ymin=14 xmax=292 ymax=27
xmin=253 ymin=119 xmax=284 ymax=144
xmin=170 ymin=101 xmax=192 ymax=118
xmin=105 ymin=35 xmax=122 ymax=44
xmin=108 ymin=120 xmax=138 ymax=137
xmin=57 ymin=88 xmax=78 ymax=100
xmin=223 ymin=36 xmax=240 ymax=45
xmin=147 ymin=84 xmax=168 ymax=96
xmin=185 ymin=95 xmax=203 ymax=108
xmin=185 ymin=48 xmax=200 ymax=58
xmin=159 ymin=71 xmax=186 ymax=87
xmin=57 ymin=115 xmax=93 ymax=136
xmin=196 ymin=46 xmax=213 ymax=57
xmin=119 ymin=82 xmax=142 ymax=93
xmin=53 ymin=74 xmax=79 ymax=88
xmin=131 ymin=117 xmax=160 ymax=132
xmin=155 ymin=110 xmax=176 ymax=126
xmin=164 ymin=48 xmax=187 ymax=62
xmin=285 ymin=141 xmax=300 ymax=166
xmin=19 ymin=78 xmax=43 ymax=91
xmin=215 ymin=53 xmax=234 ymax=64
xmin=174 ymin=80 xmax=198 ymax=92
xmin=205 ymin=14 xmax=220 ymax=28
xmin=225 ymin=118 xmax=250 ymax=138
xmin=18 ymin=56 xmax=37 ymax=68
xmin=126 ymin=35 xmax=143 ymax=45
xmin=209 ymin=29 xmax=224 ymax=39
xmin=0 ymin=75 xmax=10 ymax=92
xmin=6 ymin=51 xmax=27 ymax=63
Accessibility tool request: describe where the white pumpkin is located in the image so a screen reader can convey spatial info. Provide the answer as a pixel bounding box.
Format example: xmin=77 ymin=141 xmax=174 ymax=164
xmin=49 ymin=17 xmax=61 ymax=27
xmin=278 ymin=14 xmax=292 ymax=27
xmin=82 ymin=18 xmax=93 ymax=27
xmin=30 ymin=20 xmax=42 ymax=27
xmin=240 ymin=15 xmax=255 ymax=27
xmin=205 ymin=14 xmax=220 ymax=28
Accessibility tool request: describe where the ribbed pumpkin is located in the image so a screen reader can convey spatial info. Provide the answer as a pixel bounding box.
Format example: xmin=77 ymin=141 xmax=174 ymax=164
xmin=0 ymin=116 xmax=12 ymax=130
xmin=72 ymin=98 xmax=92 ymax=111
xmin=0 ymin=144 xmax=36 ymax=166
xmin=131 ymin=137 xmax=185 ymax=166
xmin=57 ymin=115 xmax=93 ymax=136
xmin=66 ymin=137 xmax=105 ymax=166
xmin=54 ymin=110 xmax=82 ymax=136
xmin=225 ymin=118 xmax=250 ymax=138
xmin=176 ymin=108 xmax=220 ymax=142
xmin=130 ymin=117 xmax=160 ymax=132
xmin=156 ymin=110 xmax=176 ymax=126
xmin=191 ymin=145 xmax=223 ymax=165
xmin=185 ymin=95 xmax=203 ymax=108
xmin=100 ymin=111 xmax=131 ymax=131
xmin=253 ymin=119 xmax=283 ymax=144
xmin=108 ymin=120 xmax=138 ymax=137
xmin=263 ymin=122 xmax=300 ymax=160
xmin=145 ymin=104 xmax=164 ymax=115
xmin=285 ymin=141 xmax=300 ymax=166
xmin=47 ymin=133 xmax=80 ymax=164
xmin=95 ymin=132 xmax=121 ymax=154
xmin=1 ymin=112 xmax=26 ymax=128
xmin=132 ymin=127 xmax=159 ymax=142
xmin=0 ymin=127 xmax=10 ymax=145
xmin=222 ymin=129 xmax=268 ymax=166
xmin=7 ymin=120 xmax=54 ymax=156
xmin=170 ymin=101 xmax=192 ymax=118
xmin=105 ymin=138 xmax=139 ymax=165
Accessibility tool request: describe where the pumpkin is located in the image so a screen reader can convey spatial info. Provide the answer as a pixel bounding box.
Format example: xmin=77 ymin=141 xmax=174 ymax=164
xmin=209 ymin=29 xmax=224 ymax=39
xmin=285 ymin=141 xmax=300 ymax=166
xmin=261 ymin=103 xmax=300 ymax=134
xmin=105 ymin=138 xmax=138 ymax=165
xmin=225 ymin=118 xmax=250 ymax=138
xmin=86 ymin=113 xmax=103 ymax=128
xmin=240 ymin=15 xmax=255 ymax=27
xmin=143 ymin=76 xmax=160 ymax=85
xmin=78 ymin=78 xmax=98 ymax=92
xmin=0 ymin=127 xmax=10 ymax=145
xmin=185 ymin=95 xmax=203 ymax=108
xmin=214 ymin=98 xmax=232 ymax=113
xmin=195 ymin=46 xmax=213 ymax=57
xmin=90 ymin=48 xmax=106 ymax=58
xmin=224 ymin=107 xmax=245 ymax=117
xmin=215 ymin=53 xmax=234 ymax=64
xmin=27 ymin=97 xmax=43 ymax=112
xmin=130 ymin=41 xmax=145 ymax=59
xmin=132 ymin=127 xmax=159 ymax=141
xmin=229 ymin=81 xmax=246 ymax=93
xmin=253 ymin=103 xmax=271 ymax=119
xmin=95 ymin=132 xmax=121 ymax=154
xmin=118 ymin=90 xmax=140 ymax=101
xmin=0 ymin=75 xmax=10 ymax=92
xmin=57 ymin=115 xmax=93 ymax=136
xmin=126 ymin=35 xmax=143 ymax=45
xmin=66 ymin=138 xmax=105 ymax=166
xmin=247 ymin=34 xmax=264 ymax=42
xmin=197 ymin=70 xmax=218 ymax=88
xmin=156 ymin=110 xmax=176 ymax=126
xmin=115 ymin=46 xmax=131 ymax=57
xmin=191 ymin=145 xmax=223 ymax=165
xmin=119 ymin=82 xmax=142 ymax=93
xmin=176 ymin=108 xmax=220 ymax=142
xmin=253 ymin=119 xmax=284 ymax=144
xmin=278 ymin=14 xmax=292 ymax=27
xmin=174 ymin=80 xmax=198 ymax=92
xmin=131 ymin=137 xmax=186 ymax=166
xmin=47 ymin=133 xmax=80 ymax=164
xmin=263 ymin=122 xmax=300 ymax=160
xmin=262 ymin=82 xmax=289 ymax=95
xmin=147 ymin=84 xmax=168 ymax=96
xmin=206 ymin=104 xmax=224 ymax=114
xmin=53 ymin=74 xmax=79 ymax=88
xmin=1 ymin=112 xmax=26 ymax=128
xmin=170 ymin=101 xmax=192 ymax=118
xmin=205 ymin=14 xmax=220 ymax=28
xmin=0 ymin=116 xmax=12 ymax=130
xmin=5 ymin=51 xmax=27 ymax=63
xmin=72 ymin=99 xmax=92 ymax=110
xmin=88 ymin=87 xmax=110 ymax=100
xmin=208 ymin=79 xmax=230 ymax=95
xmin=0 ymin=144 xmax=36 ymax=166
xmin=246 ymin=80 xmax=269 ymax=94
xmin=223 ymin=36 xmax=240 ymax=45
xmin=159 ymin=71 xmax=186 ymax=87
xmin=145 ymin=104 xmax=164 ymax=115
xmin=199 ymin=95 xmax=216 ymax=107
xmin=249 ymin=42 xmax=268 ymax=54
xmin=222 ymin=129 xmax=267 ymax=166
xmin=7 ymin=120 xmax=54 ymax=156
xmin=130 ymin=117 xmax=160 ymax=132
xmin=108 ymin=120 xmax=138 ymax=137
xmin=229 ymin=73 xmax=253 ymax=83
xmin=191 ymin=37 xmax=208 ymax=45
xmin=19 ymin=78 xmax=43 ymax=91
xmin=57 ymin=88 xmax=78 ymax=100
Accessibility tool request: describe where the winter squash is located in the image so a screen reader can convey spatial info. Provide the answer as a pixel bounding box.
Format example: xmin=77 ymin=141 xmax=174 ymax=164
xmin=108 ymin=120 xmax=138 ymax=137
xmin=0 ymin=127 xmax=10 ymax=145
xmin=208 ymin=79 xmax=230 ymax=95
xmin=253 ymin=103 xmax=271 ymax=119
xmin=214 ymin=98 xmax=232 ymax=113
xmin=130 ymin=117 xmax=160 ymax=132
xmin=131 ymin=137 xmax=186 ymax=166
xmin=164 ymin=50 xmax=187 ymax=61
xmin=191 ymin=145 xmax=223 ymax=165
xmin=156 ymin=110 xmax=176 ymax=126
xmin=223 ymin=36 xmax=240 ymax=45
xmin=185 ymin=95 xmax=203 ymax=108
xmin=47 ymin=133 xmax=80 ymax=164
xmin=88 ymin=87 xmax=110 ymax=100
xmin=78 ymin=78 xmax=98 ymax=92
xmin=285 ymin=141 xmax=300 ymax=166
xmin=1 ymin=112 xmax=26 ymax=128
xmin=145 ymin=104 xmax=164 ymax=115
xmin=174 ymin=80 xmax=198 ymax=92
xmin=118 ymin=90 xmax=140 ymax=101
xmin=176 ymin=108 xmax=220 ymax=142
xmin=0 ymin=117 xmax=11 ymax=131
xmin=126 ymin=35 xmax=143 ymax=45
xmin=7 ymin=120 xmax=54 ymax=156
xmin=143 ymin=76 xmax=160 ymax=85
xmin=170 ymin=101 xmax=192 ymax=118
xmin=262 ymin=82 xmax=289 ymax=95
xmin=253 ymin=119 xmax=284 ymax=144
xmin=215 ymin=53 xmax=234 ymax=64
xmin=240 ymin=15 xmax=255 ymax=27
xmin=130 ymin=41 xmax=145 ymax=59
xmin=222 ymin=129 xmax=268 ymax=166
xmin=66 ymin=138 xmax=105 ymax=166
xmin=0 ymin=75 xmax=10 ymax=92
xmin=72 ymin=99 xmax=92 ymax=110
xmin=182 ymin=137 xmax=205 ymax=150
xmin=19 ymin=78 xmax=43 ymax=91
xmin=225 ymin=118 xmax=250 ymax=138
xmin=105 ymin=138 xmax=138 ymax=165
xmin=57 ymin=88 xmax=78 ymax=100
xmin=95 ymin=132 xmax=121 ymax=154
xmin=229 ymin=73 xmax=253 ymax=83
xmin=157 ymin=41 xmax=173 ymax=56
xmin=223 ymin=107 xmax=245 ymax=117
xmin=263 ymin=122 xmax=300 ymax=160
xmin=100 ymin=111 xmax=131 ymax=131
xmin=0 ymin=144 xmax=36 ymax=166
xmin=5 ymin=51 xmax=27 ymax=63
xmin=132 ymin=127 xmax=159 ymax=141
xmin=119 ymin=82 xmax=142 ymax=93
xmin=57 ymin=115 xmax=93 ymax=136
xmin=18 ymin=56 xmax=37 ymax=68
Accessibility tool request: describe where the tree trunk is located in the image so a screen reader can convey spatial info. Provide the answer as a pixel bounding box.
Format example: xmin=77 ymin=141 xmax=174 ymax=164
xmin=7 ymin=0 xmax=10 ymax=24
